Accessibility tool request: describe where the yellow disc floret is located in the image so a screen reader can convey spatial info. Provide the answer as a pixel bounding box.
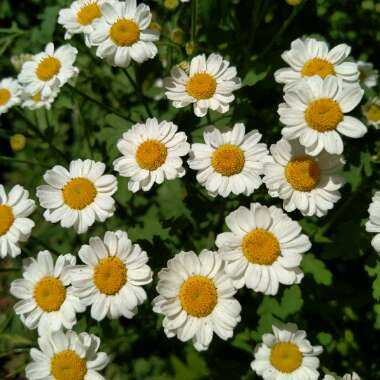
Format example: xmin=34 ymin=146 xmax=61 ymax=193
xmin=179 ymin=275 xmax=217 ymax=318
xmin=211 ymin=144 xmax=245 ymax=176
xmin=136 ymin=140 xmax=168 ymax=171
xmin=10 ymin=134 xmax=27 ymax=152
xmin=285 ymin=157 xmax=321 ymax=192
xmin=301 ymin=57 xmax=335 ymax=79
xmin=110 ymin=19 xmax=140 ymax=47
xmin=367 ymin=103 xmax=380 ymax=122
xmin=36 ymin=57 xmax=61 ymax=81
xmin=76 ymin=2 xmax=101 ymax=26
xmin=305 ymin=98 xmax=343 ymax=132
xmin=0 ymin=88 xmax=11 ymax=106
xmin=34 ymin=276 xmax=66 ymax=312
xmin=63 ymin=178 xmax=97 ymax=210
xmin=186 ymin=73 xmax=217 ymax=100
xmin=51 ymin=350 xmax=87 ymax=380
xmin=94 ymin=256 xmax=127 ymax=295
xmin=0 ymin=205 xmax=14 ymax=236
xmin=270 ymin=342 xmax=303 ymax=373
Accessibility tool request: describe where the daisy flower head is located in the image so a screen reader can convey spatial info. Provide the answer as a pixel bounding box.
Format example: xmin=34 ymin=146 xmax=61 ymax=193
xmin=263 ymin=138 xmax=345 ymax=217
xmin=36 ymin=159 xmax=118 ymax=234
xmin=0 ymin=185 xmax=35 ymax=259
xmin=365 ymin=191 xmax=380 ymax=252
xmin=216 ymin=203 xmax=310 ymax=295
xmin=89 ymin=0 xmax=159 ymax=68
xmin=58 ymin=0 xmax=107 ymax=47
xmin=357 ymin=60 xmax=378 ymax=89
xmin=10 ymin=250 xmax=85 ymax=335
xmin=152 ymin=250 xmax=241 ymax=351
xmin=274 ymin=37 xmax=359 ymax=91
xmin=323 ymin=373 xmax=360 ymax=380
xmin=71 ymin=230 xmax=152 ymax=321
xmin=188 ymin=123 xmax=269 ymax=198
xmin=164 ymin=53 xmax=241 ymax=117
xmin=278 ymin=75 xmax=366 ymax=155
xmin=25 ymin=329 xmax=109 ymax=380
xmin=0 ymin=78 xmax=22 ymax=115
xmin=21 ymin=87 xmax=60 ymax=111
xmin=362 ymin=97 xmax=380 ymax=129
xmin=113 ymin=118 xmax=190 ymax=192
xmin=251 ymin=323 xmax=323 ymax=380
xmin=18 ymin=43 xmax=79 ymax=97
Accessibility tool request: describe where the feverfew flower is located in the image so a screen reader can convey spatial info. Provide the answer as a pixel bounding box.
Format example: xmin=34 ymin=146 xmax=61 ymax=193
xmin=263 ymin=139 xmax=345 ymax=217
xmin=0 ymin=78 xmax=22 ymax=115
xmin=362 ymin=97 xmax=380 ymax=129
xmin=165 ymin=53 xmax=241 ymax=117
xmin=71 ymin=230 xmax=153 ymax=321
xmin=21 ymin=87 xmax=60 ymax=110
xmin=278 ymin=75 xmax=366 ymax=155
xmin=275 ymin=37 xmax=359 ymax=91
xmin=0 ymin=185 xmax=35 ymax=259
xmin=18 ymin=43 xmax=79 ymax=97
xmin=89 ymin=0 xmax=159 ymax=68
xmin=357 ymin=60 xmax=378 ymax=89
xmin=188 ymin=123 xmax=269 ymax=197
xmin=366 ymin=191 xmax=380 ymax=252
xmin=25 ymin=330 xmax=109 ymax=380
xmin=10 ymin=250 xmax=85 ymax=335
xmin=323 ymin=373 xmax=360 ymax=380
xmin=113 ymin=118 xmax=190 ymax=192
xmin=216 ymin=203 xmax=310 ymax=295
xmin=37 ymin=159 xmax=117 ymax=234
xmin=251 ymin=323 xmax=323 ymax=380
xmin=153 ymin=250 xmax=241 ymax=351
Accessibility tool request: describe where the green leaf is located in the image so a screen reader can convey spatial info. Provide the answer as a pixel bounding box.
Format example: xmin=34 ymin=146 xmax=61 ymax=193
xmin=302 ymin=254 xmax=333 ymax=285
xmin=242 ymin=64 xmax=272 ymax=87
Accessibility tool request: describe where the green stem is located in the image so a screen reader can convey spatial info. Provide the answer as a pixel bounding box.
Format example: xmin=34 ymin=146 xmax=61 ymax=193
xmin=30 ymin=236 xmax=61 ymax=256
xmin=191 ymin=0 xmax=198 ymax=44
xmin=0 ymin=155 xmax=50 ymax=168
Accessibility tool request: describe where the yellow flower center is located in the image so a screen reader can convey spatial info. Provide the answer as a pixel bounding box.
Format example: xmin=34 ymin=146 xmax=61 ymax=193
xmin=301 ymin=57 xmax=336 ymax=78
xmin=63 ymin=177 xmax=97 ymax=210
xmin=242 ymin=228 xmax=280 ymax=265
xmin=10 ymin=134 xmax=27 ymax=152
xmin=211 ymin=144 xmax=245 ymax=176
xmin=76 ymin=2 xmax=101 ymax=26
xmin=367 ymin=104 xmax=380 ymax=122
xmin=110 ymin=19 xmax=140 ymax=46
xmin=136 ymin=140 xmax=167 ymax=171
xmin=94 ymin=257 xmax=127 ymax=295
xmin=285 ymin=157 xmax=321 ymax=192
xmin=186 ymin=73 xmax=217 ymax=100
xmin=270 ymin=342 xmax=303 ymax=373
xmin=36 ymin=57 xmax=62 ymax=82
xmin=305 ymin=98 xmax=343 ymax=132
xmin=179 ymin=275 xmax=217 ymax=318
xmin=0 ymin=88 xmax=11 ymax=106
xmin=0 ymin=205 xmax=14 ymax=236
xmin=34 ymin=277 xmax=66 ymax=312
xmin=51 ymin=350 xmax=87 ymax=380
xmin=31 ymin=92 xmax=42 ymax=102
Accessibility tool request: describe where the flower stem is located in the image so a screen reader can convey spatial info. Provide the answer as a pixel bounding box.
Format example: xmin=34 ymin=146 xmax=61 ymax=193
xmin=0 ymin=155 xmax=50 ymax=168
xmin=191 ymin=0 xmax=198 ymax=44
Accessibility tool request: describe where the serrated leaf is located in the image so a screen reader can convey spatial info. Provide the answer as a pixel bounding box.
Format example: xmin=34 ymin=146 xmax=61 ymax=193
xmin=302 ymin=254 xmax=333 ymax=285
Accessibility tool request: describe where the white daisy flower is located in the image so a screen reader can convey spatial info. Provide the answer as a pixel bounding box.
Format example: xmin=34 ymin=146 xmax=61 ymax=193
xmin=71 ymin=230 xmax=152 ymax=321
xmin=21 ymin=87 xmax=59 ymax=110
xmin=18 ymin=42 xmax=79 ymax=97
xmin=188 ymin=123 xmax=269 ymax=198
xmin=152 ymin=250 xmax=241 ymax=351
xmin=164 ymin=53 xmax=241 ymax=117
xmin=263 ymin=138 xmax=345 ymax=217
xmin=357 ymin=60 xmax=378 ymax=89
xmin=0 ymin=78 xmax=22 ymax=115
xmin=278 ymin=75 xmax=366 ymax=156
xmin=58 ymin=0 xmax=107 ymax=47
xmin=365 ymin=191 xmax=380 ymax=252
xmin=0 ymin=185 xmax=35 ymax=259
xmin=10 ymin=250 xmax=85 ymax=335
xmin=113 ymin=118 xmax=190 ymax=192
xmin=25 ymin=329 xmax=109 ymax=380
xmin=362 ymin=97 xmax=380 ymax=129
xmin=215 ymin=203 xmax=310 ymax=295
xmin=251 ymin=323 xmax=323 ymax=380
xmin=323 ymin=373 xmax=360 ymax=380
xmin=89 ymin=0 xmax=159 ymax=68
xmin=274 ymin=37 xmax=359 ymax=91
xmin=36 ymin=159 xmax=118 ymax=234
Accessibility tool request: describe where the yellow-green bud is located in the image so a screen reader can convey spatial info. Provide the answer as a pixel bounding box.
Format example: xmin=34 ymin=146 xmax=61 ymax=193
xmin=10 ymin=134 xmax=27 ymax=152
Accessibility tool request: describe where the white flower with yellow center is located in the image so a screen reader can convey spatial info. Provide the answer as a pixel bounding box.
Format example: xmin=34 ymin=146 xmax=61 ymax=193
xmin=10 ymin=250 xmax=85 ymax=335
xmin=164 ymin=53 xmax=241 ymax=117
xmin=251 ymin=323 xmax=323 ymax=380
xmin=152 ymin=250 xmax=241 ymax=351
xmin=58 ymin=0 xmax=107 ymax=46
xmin=71 ymin=230 xmax=152 ymax=321
xmin=323 ymin=373 xmax=360 ymax=380
xmin=89 ymin=0 xmax=159 ymax=68
xmin=188 ymin=124 xmax=269 ymax=198
xmin=278 ymin=75 xmax=366 ymax=156
xmin=263 ymin=139 xmax=345 ymax=217
xmin=0 ymin=184 xmax=35 ymax=259
xmin=21 ymin=87 xmax=60 ymax=110
xmin=0 ymin=78 xmax=22 ymax=115
xmin=365 ymin=191 xmax=380 ymax=252
xmin=18 ymin=43 xmax=79 ymax=97
xmin=113 ymin=118 xmax=190 ymax=192
xmin=275 ymin=37 xmax=359 ymax=91
xmin=216 ymin=203 xmax=310 ymax=295
xmin=362 ymin=97 xmax=380 ymax=129
xmin=36 ymin=159 xmax=117 ymax=234
xmin=25 ymin=330 xmax=109 ymax=380
xmin=357 ymin=60 xmax=378 ymax=89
